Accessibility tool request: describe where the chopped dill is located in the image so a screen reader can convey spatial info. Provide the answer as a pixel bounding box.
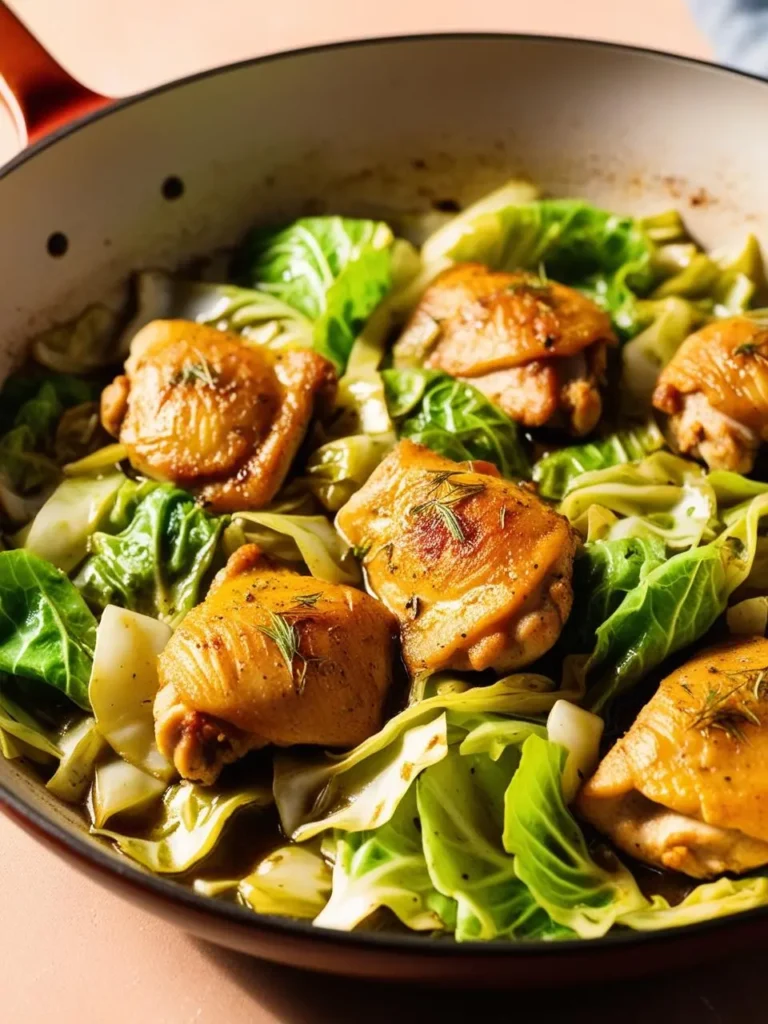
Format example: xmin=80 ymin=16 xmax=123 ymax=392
xmin=410 ymin=472 xmax=485 ymax=544
xmin=687 ymin=667 xmax=768 ymax=742
xmin=174 ymin=355 xmax=218 ymax=387
xmin=294 ymin=592 xmax=322 ymax=608
xmin=257 ymin=611 xmax=316 ymax=693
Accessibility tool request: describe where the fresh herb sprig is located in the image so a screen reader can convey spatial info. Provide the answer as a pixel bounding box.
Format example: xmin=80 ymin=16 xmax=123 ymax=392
xmin=409 ymin=470 xmax=485 ymax=544
xmin=258 ymin=610 xmax=319 ymax=693
xmin=174 ymin=355 xmax=218 ymax=388
xmin=687 ymin=667 xmax=768 ymax=742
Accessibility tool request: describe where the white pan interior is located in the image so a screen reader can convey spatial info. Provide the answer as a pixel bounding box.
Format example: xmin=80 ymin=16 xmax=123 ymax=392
xmin=2 ymin=35 xmax=768 ymax=379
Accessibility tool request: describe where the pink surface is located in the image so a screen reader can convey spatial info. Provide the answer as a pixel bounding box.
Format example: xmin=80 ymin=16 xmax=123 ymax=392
xmin=4 ymin=2 xmax=762 ymax=1021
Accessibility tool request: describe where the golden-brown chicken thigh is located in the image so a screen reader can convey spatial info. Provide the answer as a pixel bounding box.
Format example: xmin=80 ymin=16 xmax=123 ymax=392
xmin=101 ymin=319 xmax=336 ymax=512
xmin=154 ymin=545 xmax=397 ymax=784
xmin=579 ymin=637 xmax=768 ymax=878
xmin=336 ymin=439 xmax=578 ymax=675
xmin=393 ymin=263 xmax=615 ymax=435
xmin=653 ymin=317 xmax=768 ymax=473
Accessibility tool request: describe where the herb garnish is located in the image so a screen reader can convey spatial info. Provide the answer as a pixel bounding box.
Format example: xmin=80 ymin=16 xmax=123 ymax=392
xmin=352 ymin=540 xmax=372 ymax=560
xmin=410 ymin=470 xmax=485 ymax=544
xmin=506 ymin=265 xmax=551 ymax=301
xmin=687 ymin=668 xmax=768 ymax=742
xmin=257 ymin=611 xmax=315 ymax=693
xmin=174 ymin=355 xmax=218 ymax=387
xmin=294 ymin=592 xmax=322 ymax=608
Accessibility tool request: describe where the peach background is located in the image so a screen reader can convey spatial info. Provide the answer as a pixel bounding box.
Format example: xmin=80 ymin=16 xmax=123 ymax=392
xmin=2 ymin=2 xmax=763 ymax=1022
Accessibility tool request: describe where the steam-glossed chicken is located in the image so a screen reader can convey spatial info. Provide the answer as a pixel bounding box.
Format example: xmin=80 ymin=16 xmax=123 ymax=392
xmin=653 ymin=317 xmax=768 ymax=473
xmin=393 ymin=264 xmax=615 ymax=436
xmin=579 ymin=637 xmax=768 ymax=879
xmin=154 ymin=545 xmax=397 ymax=784
xmin=101 ymin=319 xmax=336 ymax=512
xmin=336 ymin=439 xmax=577 ymax=675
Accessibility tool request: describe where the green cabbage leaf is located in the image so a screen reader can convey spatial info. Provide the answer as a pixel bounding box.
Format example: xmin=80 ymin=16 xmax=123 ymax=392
xmin=315 ymin=788 xmax=455 ymax=932
xmin=0 ymin=550 xmax=97 ymax=708
xmin=232 ymin=216 xmax=395 ymax=371
xmin=381 ymin=368 xmax=531 ymax=478
xmin=75 ymin=485 xmax=224 ymax=626
xmin=502 ymin=736 xmax=646 ymax=937
xmin=586 ymin=493 xmax=768 ymax=711
xmin=533 ymin=420 xmax=664 ymax=501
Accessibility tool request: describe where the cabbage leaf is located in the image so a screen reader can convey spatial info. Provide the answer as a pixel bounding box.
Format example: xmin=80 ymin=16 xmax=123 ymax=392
xmin=619 ymin=876 xmax=768 ymax=931
xmin=24 ymin=473 xmax=125 ymax=573
xmin=241 ymin=846 xmax=332 ymax=919
xmin=279 ymin=713 xmax=449 ymax=842
xmin=46 ymin=717 xmax=105 ymax=802
xmin=94 ymin=782 xmax=273 ymax=873
xmin=0 ymin=550 xmax=96 ymax=709
xmin=232 ymin=512 xmax=360 ymax=585
xmin=586 ymin=494 xmax=768 ymax=711
xmin=118 ymin=270 xmax=314 ymax=353
xmin=305 ymin=361 xmax=395 ymax=510
xmin=194 ymin=844 xmax=333 ymax=919
xmin=562 ymin=535 xmax=667 ymax=654
xmin=381 ymin=369 xmax=531 ymax=479
xmin=0 ymin=683 xmax=61 ymax=762
xmin=89 ymin=606 xmax=173 ymax=778
xmin=533 ymin=420 xmax=665 ymax=501
xmin=418 ymin=749 xmax=567 ymax=941
xmin=316 ymin=789 xmax=455 ymax=932
xmin=503 ymin=736 xmax=646 ymax=937
xmin=232 ymin=216 xmax=395 ymax=371
xmin=75 ymin=485 xmax=224 ymax=625
xmin=0 ymin=374 xmax=97 ymax=523
xmin=90 ymin=758 xmax=167 ymax=828
xmin=558 ymin=452 xmax=716 ymax=551
xmin=274 ymin=673 xmax=581 ymax=840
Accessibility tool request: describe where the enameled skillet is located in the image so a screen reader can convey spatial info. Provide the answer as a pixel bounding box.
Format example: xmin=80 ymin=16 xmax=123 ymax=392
xmin=2 ymin=3 xmax=768 ymax=985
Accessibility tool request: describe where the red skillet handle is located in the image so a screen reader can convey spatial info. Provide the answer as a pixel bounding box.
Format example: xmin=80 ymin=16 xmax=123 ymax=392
xmin=0 ymin=1 xmax=110 ymax=147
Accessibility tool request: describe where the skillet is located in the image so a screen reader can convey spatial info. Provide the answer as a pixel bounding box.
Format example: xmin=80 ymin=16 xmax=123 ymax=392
xmin=3 ymin=3 xmax=768 ymax=984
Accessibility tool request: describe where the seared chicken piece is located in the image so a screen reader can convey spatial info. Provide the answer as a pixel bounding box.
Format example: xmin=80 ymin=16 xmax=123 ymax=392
xmin=336 ymin=439 xmax=578 ymax=674
xmin=393 ymin=264 xmax=616 ymax=435
xmin=653 ymin=317 xmax=768 ymax=473
xmin=101 ymin=319 xmax=336 ymax=512
xmin=579 ymin=637 xmax=768 ymax=878
xmin=154 ymin=545 xmax=397 ymax=784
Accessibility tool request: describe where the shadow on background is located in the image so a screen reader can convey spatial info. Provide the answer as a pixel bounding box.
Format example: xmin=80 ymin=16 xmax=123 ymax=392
xmin=194 ymin=936 xmax=762 ymax=1024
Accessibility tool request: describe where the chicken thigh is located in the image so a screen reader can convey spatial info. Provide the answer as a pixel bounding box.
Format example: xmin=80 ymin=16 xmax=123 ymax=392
xmin=101 ymin=319 xmax=336 ymax=512
xmin=154 ymin=544 xmax=397 ymax=784
xmin=652 ymin=316 xmax=768 ymax=473
xmin=393 ymin=263 xmax=615 ymax=435
xmin=336 ymin=439 xmax=577 ymax=675
xmin=579 ymin=637 xmax=768 ymax=878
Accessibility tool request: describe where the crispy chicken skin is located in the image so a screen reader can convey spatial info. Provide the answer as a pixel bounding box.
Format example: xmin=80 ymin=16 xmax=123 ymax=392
xmin=154 ymin=545 xmax=397 ymax=784
xmin=335 ymin=439 xmax=578 ymax=675
xmin=101 ymin=319 xmax=336 ymax=512
xmin=579 ymin=637 xmax=768 ymax=878
xmin=653 ymin=317 xmax=768 ymax=473
xmin=393 ymin=263 xmax=616 ymax=435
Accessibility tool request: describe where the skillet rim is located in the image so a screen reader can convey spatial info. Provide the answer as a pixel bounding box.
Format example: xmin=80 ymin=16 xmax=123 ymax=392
xmin=2 ymin=29 xmax=768 ymax=959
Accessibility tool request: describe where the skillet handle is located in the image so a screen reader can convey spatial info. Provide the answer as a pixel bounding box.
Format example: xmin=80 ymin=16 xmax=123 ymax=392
xmin=0 ymin=1 xmax=110 ymax=147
